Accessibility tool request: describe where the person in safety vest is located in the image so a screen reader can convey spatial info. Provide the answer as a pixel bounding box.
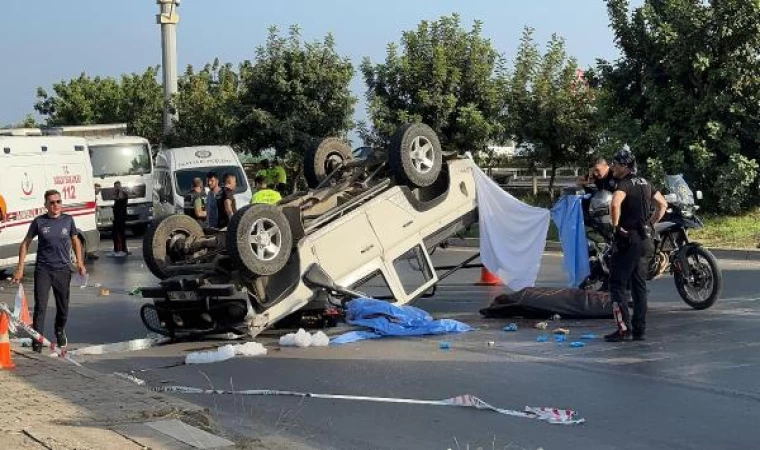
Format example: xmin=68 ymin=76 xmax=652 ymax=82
xmin=251 ymin=176 xmax=282 ymax=205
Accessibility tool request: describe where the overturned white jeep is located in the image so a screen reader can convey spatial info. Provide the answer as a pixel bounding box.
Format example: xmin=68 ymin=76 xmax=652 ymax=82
xmin=138 ymin=124 xmax=479 ymax=338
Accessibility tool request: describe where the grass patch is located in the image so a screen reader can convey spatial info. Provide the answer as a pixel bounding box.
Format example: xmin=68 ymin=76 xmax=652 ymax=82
xmin=690 ymin=209 xmax=760 ymax=249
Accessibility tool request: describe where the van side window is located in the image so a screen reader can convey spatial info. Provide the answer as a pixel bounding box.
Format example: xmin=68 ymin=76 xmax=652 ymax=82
xmin=392 ymin=245 xmax=434 ymax=295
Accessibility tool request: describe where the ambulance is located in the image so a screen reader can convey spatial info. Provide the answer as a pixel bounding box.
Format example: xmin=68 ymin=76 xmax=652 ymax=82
xmin=152 ymin=145 xmax=252 ymax=219
xmin=0 ymin=136 xmax=100 ymax=271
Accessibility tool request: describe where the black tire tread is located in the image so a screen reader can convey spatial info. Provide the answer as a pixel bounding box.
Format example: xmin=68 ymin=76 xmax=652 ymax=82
xmin=304 ymin=138 xmax=353 ymax=188
xmin=143 ymin=215 xmax=204 ymax=280
xmin=676 ymin=246 xmax=722 ymax=310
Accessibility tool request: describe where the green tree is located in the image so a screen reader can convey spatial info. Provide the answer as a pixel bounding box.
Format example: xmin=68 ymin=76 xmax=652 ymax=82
xmin=506 ymin=28 xmax=599 ymax=196
xmin=599 ymin=0 xmax=760 ymax=213
xmin=167 ymin=58 xmax=243 ymax=148
xmin=35 ymin=68 xmax=164 ymax=143
xmin=360 ymin=14 xmax=507 ymax=153
xmin=235 ymin=25 xmax=356 ymax=156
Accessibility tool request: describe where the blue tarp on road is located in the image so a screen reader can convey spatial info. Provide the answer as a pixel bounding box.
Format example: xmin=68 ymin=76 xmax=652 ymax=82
xmin=331 ymin=299 xmax=473 ymax=345
xmin=550 ymin=195 xmax=590 ymax=288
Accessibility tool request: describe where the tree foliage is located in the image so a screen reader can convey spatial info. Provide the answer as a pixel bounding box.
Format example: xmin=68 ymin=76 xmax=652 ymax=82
xmin=235 ymin=25 xmax=356 ymax=155
xmin=35 ymin=68 xmax=164 ymax=144
xmin=360 ymin=14 xmax=507 ymax=153
xmin=506 ymin=28 xmax=599 ymax=195
xmin=166 ymin=58 xmax=243 ymax=148
xmin=599 ymin=0 xmax=760 ymax=213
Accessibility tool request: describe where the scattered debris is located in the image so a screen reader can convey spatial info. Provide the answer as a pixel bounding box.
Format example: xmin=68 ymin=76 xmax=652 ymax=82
xmin=536 ymin=335 xmax=550 ymax=343
xmin=555 ymin=335 xmax=567 ymax=343
xmin=551 ymin=314 xmax=562 ymax=321
xmin=503 ymin=323 xmax=518 ymax=332
xmin=70 ymin=337 xmax=170 ymax=356
xmin=113 ymin=372 xmax=146 ymax=385
xmin=570 ymin=342 xmax=585 ymax=348
xmin=185 ymin=341 xmax=268 ymax=364
xmin=279 ymin=329 xmax=330 ymax=347
xmin=487 ymin=341 xmax=496 ymax=347
xmin=580 ymin=333 xmax=598 ymax=340
xmin=99 ymin=288 xmax=110 ymax=296
xmin=535 ymin=321 xmax=549 ymax=330
xmin=553 ymin=328 xmax=570 ymax=335
xmin=439 ymin=341 xmax=451 ymax=350
xmin=153 ymin=386 xmax=586 ymax=425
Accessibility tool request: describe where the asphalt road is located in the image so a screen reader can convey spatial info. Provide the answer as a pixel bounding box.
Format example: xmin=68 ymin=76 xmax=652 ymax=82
xmin=2 ymin=235 xmax=760 ymax=450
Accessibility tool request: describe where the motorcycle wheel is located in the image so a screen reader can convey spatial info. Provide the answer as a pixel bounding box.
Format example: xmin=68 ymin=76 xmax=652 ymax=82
xmin=675 ymin=246 xmax=722 ymax=310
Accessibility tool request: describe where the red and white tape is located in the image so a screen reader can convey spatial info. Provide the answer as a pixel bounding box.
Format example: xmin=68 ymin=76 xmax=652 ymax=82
xmin=0 ymin=303 xmax=81 ymax=367
xmin=152 ymin=385 xmax=585 ymax=425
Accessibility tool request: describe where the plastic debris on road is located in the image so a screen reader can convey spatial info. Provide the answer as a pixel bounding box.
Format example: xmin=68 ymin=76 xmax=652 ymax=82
xmin=330 ymin=298 xmax=473 ymax=345
xmin=279 ymin=329 xmax=330 ymax=348
xmin=535 ymin=321 xmax=548 ymax=330
xmin=555 ymin=335 xmax=567 ymax=343
xmin=551 ymin=314 xmax=562 ymax=321
xmin=113 ymin=372 xmax=146 ymax=385
xmin=503 ymin=323 xmax=518 ymax=332
xmin=570 ymin=342 xmax=585 ymax=348
xmin=439 ymin=341 xmax=451 ymax=350
xmin=553 ymin=328 xmax=570 ymax=335
xmin=580 ymin=333 xmax=598 ymax=340
xmin=185 ymin=342 xmax=268 ymax=364
xmin=235 ymin=341 xmax=268 ymax=356
xmin=536 ymin=335 xmax=550 ymax=343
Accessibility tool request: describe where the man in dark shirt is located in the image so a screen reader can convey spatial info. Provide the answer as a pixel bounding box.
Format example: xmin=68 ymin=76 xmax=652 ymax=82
xmin=12 ymin=189 xmax=87 ymax=352
xmin=578 ymin=156 xmax=617 ymax=193
xmin=605 ymin=149 xmax=668 ymax=342
xmin=112 ymin=181 xmax=129 ymax=257
xmin=216 ymin=173 xmax=238 ymax=229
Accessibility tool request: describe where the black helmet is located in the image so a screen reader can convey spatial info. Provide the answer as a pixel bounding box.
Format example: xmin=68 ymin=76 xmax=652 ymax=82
xmin=612 ymin=147 xmax=636 ymax=170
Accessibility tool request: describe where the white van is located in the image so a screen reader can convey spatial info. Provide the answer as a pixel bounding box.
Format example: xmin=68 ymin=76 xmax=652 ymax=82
xmin=153 ymin=146 xmax=252 ymax=219
xmin=0 ymin=136 xmax=100 ymax=270
xmin=43 ymin=125 xmax=154 ymax=235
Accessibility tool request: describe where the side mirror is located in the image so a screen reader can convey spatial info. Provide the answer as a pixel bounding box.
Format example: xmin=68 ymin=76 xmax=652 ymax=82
xmin=696 ymin=190 xmax=703 ymax=201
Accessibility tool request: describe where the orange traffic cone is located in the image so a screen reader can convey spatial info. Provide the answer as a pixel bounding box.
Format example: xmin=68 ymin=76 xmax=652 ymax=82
xmin=477 ymin=267 xmax=503 ymax=286
xmin=14 ymin=285 xmax=31 ymax=326
xmin=0 ymin=313 xmax=15 ymax=370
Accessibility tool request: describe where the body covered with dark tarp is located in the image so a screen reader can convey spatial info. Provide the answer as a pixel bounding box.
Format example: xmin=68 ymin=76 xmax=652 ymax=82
xmin=480 ymin=287 xmax=613 ymax=319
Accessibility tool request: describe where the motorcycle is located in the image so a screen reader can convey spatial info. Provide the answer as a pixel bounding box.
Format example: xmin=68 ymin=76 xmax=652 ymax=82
xmin=574 ymin=174 xmax=722 ymax=310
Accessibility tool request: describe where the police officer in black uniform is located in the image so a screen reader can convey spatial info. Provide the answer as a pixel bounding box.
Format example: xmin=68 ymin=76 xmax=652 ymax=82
xmin=605 ymin=149 xmax=668 ymax=342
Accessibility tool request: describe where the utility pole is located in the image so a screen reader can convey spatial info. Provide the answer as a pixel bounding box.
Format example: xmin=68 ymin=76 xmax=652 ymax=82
xmin=157 ymin=0 xmax=180 ymax=137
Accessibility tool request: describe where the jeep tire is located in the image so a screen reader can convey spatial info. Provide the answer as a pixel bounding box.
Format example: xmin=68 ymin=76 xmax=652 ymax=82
xmin=389 ymin=123 xmax=443 ymax=188
xmin=227 ymin=204 xmax=293 ymax=277
xmin=144 ymin=214 xmax=204 ymax=280
xmin=304 ymin=137 xmax=353 ymax=188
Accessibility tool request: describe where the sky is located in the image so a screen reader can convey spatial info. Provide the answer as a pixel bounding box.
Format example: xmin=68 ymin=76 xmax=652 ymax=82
xmin=0 ymin=0 xmax=631 ymax=129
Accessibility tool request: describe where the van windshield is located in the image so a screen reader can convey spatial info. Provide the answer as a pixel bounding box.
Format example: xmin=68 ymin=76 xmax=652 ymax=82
xmin=89 ymin=144 xmax=152 ymax=178
xmin=175 ymin=166 xmax=249 ymax=196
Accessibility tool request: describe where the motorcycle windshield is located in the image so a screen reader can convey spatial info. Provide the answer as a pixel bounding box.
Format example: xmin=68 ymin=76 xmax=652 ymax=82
xmin=665 ymin=174 xmax=695 ymax=205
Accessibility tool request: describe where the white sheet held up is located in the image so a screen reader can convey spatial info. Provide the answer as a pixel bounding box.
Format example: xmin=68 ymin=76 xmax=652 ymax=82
xmin=471 ymin=162 xmax=550 ymax=290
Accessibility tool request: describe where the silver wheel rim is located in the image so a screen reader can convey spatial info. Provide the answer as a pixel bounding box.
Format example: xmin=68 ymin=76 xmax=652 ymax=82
xmin=248 ymin=218 xmax=282 ymax=262
xmin=409 ymin=136 xmax=435 ymax=174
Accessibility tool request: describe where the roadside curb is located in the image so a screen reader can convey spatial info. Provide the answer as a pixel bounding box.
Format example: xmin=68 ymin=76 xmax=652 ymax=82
xmin=14 ymin=349 xmax=206 ymax=416
xmin=445 ymin=237 xmax=760 ymax=260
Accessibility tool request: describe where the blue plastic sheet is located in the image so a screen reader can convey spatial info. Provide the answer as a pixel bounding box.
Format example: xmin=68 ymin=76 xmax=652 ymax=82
xmin=550 ymin=195 xmax=590 ymax=288
xmin=330 ymin=299 xmax=473 ymax=345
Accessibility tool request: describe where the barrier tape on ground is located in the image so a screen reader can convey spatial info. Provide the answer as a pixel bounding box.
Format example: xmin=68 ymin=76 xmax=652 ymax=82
xmin=0 ymin=303 xmax=81 ymax=367
xmin=152 ymin=385 xmax=585 ymax=425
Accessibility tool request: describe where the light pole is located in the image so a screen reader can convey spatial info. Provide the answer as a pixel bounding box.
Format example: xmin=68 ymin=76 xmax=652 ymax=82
xmin=157 ymin=0 xmax=179 ymax=137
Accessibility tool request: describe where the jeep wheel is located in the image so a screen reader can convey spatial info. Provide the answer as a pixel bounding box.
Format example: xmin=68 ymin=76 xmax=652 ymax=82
xmin=389 ymin=123 xmax=443 ymax=188
xmin=227 ymin=204 xmax=293 ymax=277
xmin=304 ymin=137 xmax=353 ymax=188
xmin=144 ymin=215 xmax=204 ymax=280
